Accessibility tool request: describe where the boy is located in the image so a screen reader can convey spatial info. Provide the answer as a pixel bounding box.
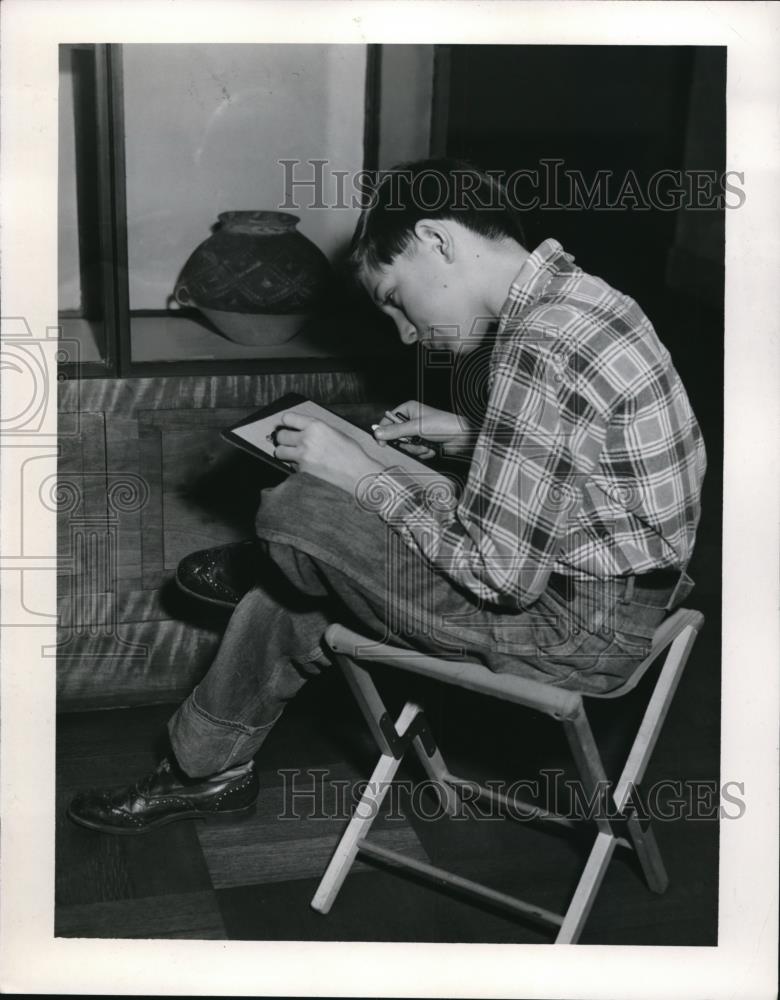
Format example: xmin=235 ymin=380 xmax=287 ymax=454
xmin=69 ymin=159 xmax=706 ymax=833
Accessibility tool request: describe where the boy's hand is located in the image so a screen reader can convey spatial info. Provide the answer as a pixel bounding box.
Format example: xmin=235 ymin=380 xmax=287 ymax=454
xmin=374 ymin=400 xmax=475 ymax=458
xmin=273 ymin=412 xmax=383 ymax=494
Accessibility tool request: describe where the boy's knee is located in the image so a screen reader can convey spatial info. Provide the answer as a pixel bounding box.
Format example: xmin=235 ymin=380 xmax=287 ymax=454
xmin=254 ymin=479 xmax=294 ymax=537
xmin=254 ymin=472 xmax=350 ymax=539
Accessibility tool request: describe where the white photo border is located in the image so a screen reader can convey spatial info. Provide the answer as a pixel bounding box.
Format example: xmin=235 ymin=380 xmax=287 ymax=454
xmin=1 ymin=1 xmax=778 ymax=997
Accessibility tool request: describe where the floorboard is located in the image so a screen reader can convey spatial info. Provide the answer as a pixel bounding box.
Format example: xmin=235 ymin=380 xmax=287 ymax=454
xmin=56 ymin=638 xmax=719 ymax=944
xmin=56 ymin=891 xmax=227 ymax=939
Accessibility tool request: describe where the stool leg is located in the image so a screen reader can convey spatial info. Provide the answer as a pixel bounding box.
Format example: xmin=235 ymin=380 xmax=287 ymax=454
xmin=559 ymin=702 xmax=619 ymax=941
xmin=614 ymin=627 xmax=697 ymax=800
xmin=563 ymin=704 xmax=614 ymax=837
xmin=556 ymin=832 xmax=617 ymax=943
xmin=410 ymin=734 xmax=461 ymax=817
xmin=311 ymin=747 xmax=403 ymax=913
xmin=336 ymin=650 xmax=460 ymax=817
xmin=613 ymin=625 xmax=697 ymax=893
xmin=311 ymin=701 xmax=421 ymax=914
xmin=625 ymin=814 xmax=668 ymax=894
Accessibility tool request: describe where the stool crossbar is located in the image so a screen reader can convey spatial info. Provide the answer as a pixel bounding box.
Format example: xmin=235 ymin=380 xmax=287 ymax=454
xmin=310 ymin=608 xmax=704 ymax=943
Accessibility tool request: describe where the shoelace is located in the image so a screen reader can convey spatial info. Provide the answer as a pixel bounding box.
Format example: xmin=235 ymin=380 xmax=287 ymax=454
xmin=135 ymin=756 xmax=174 ymax=795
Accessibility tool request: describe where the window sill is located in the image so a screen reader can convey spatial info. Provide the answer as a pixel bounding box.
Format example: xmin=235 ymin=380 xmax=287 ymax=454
xmin=59 ymin=310 xmax=405 ymax=376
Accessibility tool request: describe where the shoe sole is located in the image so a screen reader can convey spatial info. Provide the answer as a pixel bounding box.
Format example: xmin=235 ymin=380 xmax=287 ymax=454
xmin=67 ymin=799 xmax=257 ymax=836
xmin=174 ymin=569 xmax=240 ymax=610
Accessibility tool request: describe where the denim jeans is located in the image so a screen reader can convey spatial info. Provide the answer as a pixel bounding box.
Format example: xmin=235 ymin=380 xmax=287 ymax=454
xmin=168 ymin=472 xmax=689 ymax=777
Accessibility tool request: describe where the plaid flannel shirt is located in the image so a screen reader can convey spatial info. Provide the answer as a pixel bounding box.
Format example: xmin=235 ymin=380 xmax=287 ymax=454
xmin=365 ymin=239 xmax=707 ymax=610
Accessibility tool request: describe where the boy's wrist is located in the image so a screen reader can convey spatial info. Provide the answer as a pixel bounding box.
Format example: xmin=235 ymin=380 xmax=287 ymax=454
xmin=337 ymin=454 xmax=385 ymax=495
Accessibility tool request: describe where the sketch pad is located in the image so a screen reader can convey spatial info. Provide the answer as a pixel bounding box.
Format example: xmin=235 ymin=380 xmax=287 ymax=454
xmin=222 ymin=392 xmax=447 ymax=484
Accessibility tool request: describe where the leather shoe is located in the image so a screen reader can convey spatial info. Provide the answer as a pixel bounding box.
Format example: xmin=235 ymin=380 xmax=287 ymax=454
xmin=175 ymin=539 xmax=263 ymax=609
xmin=67 ymin=756 xmax=259 ymax=835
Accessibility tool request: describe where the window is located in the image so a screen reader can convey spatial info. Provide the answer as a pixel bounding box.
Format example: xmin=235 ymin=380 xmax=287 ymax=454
xmin=58 ymin=43 xmax=430 ymax=378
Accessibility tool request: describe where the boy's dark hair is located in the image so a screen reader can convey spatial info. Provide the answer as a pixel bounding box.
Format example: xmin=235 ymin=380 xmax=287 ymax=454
xmin=347 ymin=157 xmax=527 ymax=275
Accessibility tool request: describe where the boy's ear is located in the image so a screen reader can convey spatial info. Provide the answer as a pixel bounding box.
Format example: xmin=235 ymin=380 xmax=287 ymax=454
xmin=413 ymin=219 xmax=455 ymax=262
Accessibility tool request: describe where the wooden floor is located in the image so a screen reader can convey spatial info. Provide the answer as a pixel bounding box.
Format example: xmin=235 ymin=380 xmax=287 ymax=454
xmin=55 ymin=293 xmax=723 ymax=945
xmin=56 ymin=612 xmax=720 ymax=944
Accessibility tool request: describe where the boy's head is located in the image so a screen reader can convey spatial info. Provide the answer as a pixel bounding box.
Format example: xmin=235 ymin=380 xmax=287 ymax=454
xmin=348 ymin=158 xmax=527 ymax=351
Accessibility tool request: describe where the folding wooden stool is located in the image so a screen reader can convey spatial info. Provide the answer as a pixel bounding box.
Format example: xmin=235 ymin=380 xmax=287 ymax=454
xmin=310 ymin=607 xmax=704 ymax=943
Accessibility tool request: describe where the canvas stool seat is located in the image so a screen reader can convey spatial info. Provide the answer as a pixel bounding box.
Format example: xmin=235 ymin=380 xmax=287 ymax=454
xmin=310 ymin=607 xmax=704 ymax=943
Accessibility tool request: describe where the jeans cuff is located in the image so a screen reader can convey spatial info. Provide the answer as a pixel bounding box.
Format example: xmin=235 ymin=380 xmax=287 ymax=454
xmin=168 ymin=687 xmax=282 ymax=778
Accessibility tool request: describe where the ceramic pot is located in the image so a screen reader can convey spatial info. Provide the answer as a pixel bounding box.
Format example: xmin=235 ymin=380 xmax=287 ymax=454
xmin=174 ymin=211 xmax=331 ymax=347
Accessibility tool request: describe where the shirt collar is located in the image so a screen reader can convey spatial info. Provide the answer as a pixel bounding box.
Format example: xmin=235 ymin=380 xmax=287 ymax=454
xmin=496 ymin=238 xmax=575 ymax=334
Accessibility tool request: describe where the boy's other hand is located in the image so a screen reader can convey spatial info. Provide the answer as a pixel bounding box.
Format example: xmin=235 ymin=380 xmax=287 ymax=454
xmin=274 ymin=413 xmax=382 ymax=494
xmin=374 ymin=400 xmax=474 ymax=458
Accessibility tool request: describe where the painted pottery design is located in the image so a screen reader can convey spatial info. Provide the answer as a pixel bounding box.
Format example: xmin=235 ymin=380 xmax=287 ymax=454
xmin=174 ymin=210 xmax=331 ymax=346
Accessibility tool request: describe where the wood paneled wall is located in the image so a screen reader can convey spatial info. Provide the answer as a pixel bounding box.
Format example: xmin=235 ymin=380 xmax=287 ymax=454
xmin=57 ymin=371 xmax=397 ymax=710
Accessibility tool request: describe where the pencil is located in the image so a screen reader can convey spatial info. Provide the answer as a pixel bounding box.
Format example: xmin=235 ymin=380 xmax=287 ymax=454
xmin=373 ymin=411 xmax=412 ymax=444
